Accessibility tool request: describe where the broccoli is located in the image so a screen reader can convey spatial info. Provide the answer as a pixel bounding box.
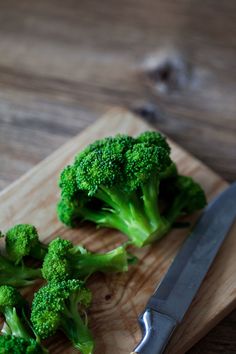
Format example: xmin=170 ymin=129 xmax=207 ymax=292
xmin=159 ymin=175 xmax=207 ymax=221
xmin=0 ymin=335 xmax=44 ymax=354
xmin=0 ymin=253 xmax=42 ymax=288
xmin=42 ymin=237 xmax=135 ymax=282
xmin=5 ymin=224 xmax=47 ymax=264
xmin=57 ymin=132 xmax=206 ymax=247
xmin=0 ymin=285 xmax=48 ymax=353
xmin=31 ymin=279 xmax=94 ymax=354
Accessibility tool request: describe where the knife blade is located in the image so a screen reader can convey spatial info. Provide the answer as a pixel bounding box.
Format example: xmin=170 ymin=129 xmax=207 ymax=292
xmin=132 ymin=182 xmax=236 ymax=354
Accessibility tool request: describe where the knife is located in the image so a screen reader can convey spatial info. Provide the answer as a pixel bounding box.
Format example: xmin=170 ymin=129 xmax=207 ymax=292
xmin=131 ymin=182 xmax=236 ymax=354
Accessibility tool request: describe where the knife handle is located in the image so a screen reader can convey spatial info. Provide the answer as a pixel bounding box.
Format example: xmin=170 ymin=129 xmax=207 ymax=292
xmin=132 ymin=309 xmax=177 ymax=354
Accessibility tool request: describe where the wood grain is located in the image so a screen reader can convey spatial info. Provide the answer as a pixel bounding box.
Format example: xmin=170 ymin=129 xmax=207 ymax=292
xmin=0 ymin=1 xmax=236 ymax=352
xmin=0 ymin=0 xmax=236 ymax=192
xmin=0 ymin=109 xmax=235 ymax=354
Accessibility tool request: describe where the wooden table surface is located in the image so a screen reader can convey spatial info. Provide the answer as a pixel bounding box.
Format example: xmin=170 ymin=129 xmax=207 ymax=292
xmin=0 ymin=1 xmax=235 ymax=353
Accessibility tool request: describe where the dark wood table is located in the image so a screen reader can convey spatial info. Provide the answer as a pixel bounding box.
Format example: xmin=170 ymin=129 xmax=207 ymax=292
xmin=0 ymin=1 xmax=235 ymax=352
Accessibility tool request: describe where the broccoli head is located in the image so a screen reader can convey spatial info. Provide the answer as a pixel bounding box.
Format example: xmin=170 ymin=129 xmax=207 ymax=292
xmin=5 ymin=224 xmax=47 ymax=263
xmin=57 ymin=131 xmax=206 ymax=247
xmin=42 ymin=237 xmax=133 ymax=282
xmin=0 ymin=286 xmax=47 ymax=353
xmin=162 ymin=175 xmax=207 ymax=223
xmin=0 ymin=335 xmax=43 ymax=354
xmin=31 ymin=279 xmax=94 ymax=354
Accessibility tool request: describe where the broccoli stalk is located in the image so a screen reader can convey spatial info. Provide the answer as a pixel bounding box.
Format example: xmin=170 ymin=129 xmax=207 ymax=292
xmin=0 ymin=285 xmax=48 ymax=353
xmin=31 ymin=280 xmax=94 ymax=354
xmin=87 ymin=188 xmax=170 ymax=247
xmin=60 ymin=290 xmax=93 ymax=354
xmin=42 ymin=237 xmax=134 ymax=282
xmin=70 ymin=245 xmax=134 ymax=275
xmin=0 ymin=254 xmax=42 ymax=288
xmin=57 ymin=132 xmax=206 ymax=247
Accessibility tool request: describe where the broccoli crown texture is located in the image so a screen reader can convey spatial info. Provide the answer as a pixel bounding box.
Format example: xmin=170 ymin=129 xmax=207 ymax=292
xmin=75 ymin=133 xmax=170 ymax=196
xmin=175 ymin=176 xmax=207 ymax=214
xmin=31 ymin=279 xmax=94 ymax=354
xmin=0 ymin=335 xmax=43 ymax=354
xmin=5 ymin=224 xmax=47 ymax=263
xmin=161 ymin=175 xmax=207 ymax=224
xmin=0 ymin=253 xmax=42 ymax=288
xmin=5 ymin=224 xmax=39 ymax=264
xmin=0 ymin=285 xmax=24 ymax=310
xmin=42 ymin=237 xmax=131 ymax=282
xmin=57 ymin=131 xmax=207 ymax=247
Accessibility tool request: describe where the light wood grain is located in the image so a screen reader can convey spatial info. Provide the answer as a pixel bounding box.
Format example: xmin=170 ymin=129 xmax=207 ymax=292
xmin=0 ymin=109 xmax=234 ymax=354
xmin=0 ymin=0 xmax=236 ymax=194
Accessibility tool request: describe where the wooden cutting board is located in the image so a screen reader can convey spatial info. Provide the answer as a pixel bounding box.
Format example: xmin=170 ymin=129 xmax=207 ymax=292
xmin=0 ymin=108 xmax=235 ymax=354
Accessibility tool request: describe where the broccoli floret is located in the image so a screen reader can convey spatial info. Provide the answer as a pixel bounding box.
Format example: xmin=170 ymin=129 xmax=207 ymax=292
xmin=57 ymin=131 xmax=206 ymax=247
xmin=160 ymin=162 xmax=178 ymax=180
xmin=57 ymin=196 xmax=89 ymax=228
xmin=57 ymin=132 xmax=170 ymax=247
xmin=0 ymin=335 xmax=43 ymax=354
xmin=31 ymin=280 xmax=94 ymax=354
xmin=0 ymin=286 xmax=47 ymax=353
xmin=5 ymin=224 xmax=47 ymax=263
xmin=163 ymin=175 xmax=207 ymax=223
xmin=0 ymin=254 xmax=42 ymax=288
xmin=42 ymin=237 xmax=133 ymax=282
xmin=137 ymin=131 xmax=171 ymax=152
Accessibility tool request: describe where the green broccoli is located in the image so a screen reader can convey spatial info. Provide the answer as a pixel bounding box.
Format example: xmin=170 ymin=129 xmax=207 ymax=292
xmin=0 ymin=335 xmax=45 ymax=354
xmin=0 ymin=285 xmax=48 ymax=353
xmin=5 ymin=224 xmax=47 ymax=264
xmin=162 ymin=175 xmax=207 ymax=223
xmin=57 ymin=132 xmax=206 ymax=247
xmin=31 ymin=279 xmax=94 ymax=354
xmin=0 ymin=253 xmax=42 ymax=288
xmin=42 ymin=237 xmax=135 ymax=282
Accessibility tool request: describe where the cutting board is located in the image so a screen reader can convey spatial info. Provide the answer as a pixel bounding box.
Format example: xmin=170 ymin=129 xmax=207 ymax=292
xmin=0 ymin=108 xmax=235 ymax=354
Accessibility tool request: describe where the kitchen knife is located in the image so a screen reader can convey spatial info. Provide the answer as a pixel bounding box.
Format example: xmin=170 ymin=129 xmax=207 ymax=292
xmin=131 ymin=182 xmax=236 ymax=354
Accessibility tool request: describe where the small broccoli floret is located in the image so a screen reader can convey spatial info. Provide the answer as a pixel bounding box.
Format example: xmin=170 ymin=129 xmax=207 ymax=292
xmin=42 ymin=237 xmax=132 ymax=282
xmin=46 ymin=237 xmax=73 ymax=256
xmin=0 ymin=254 xmax=42 ymax=288
xmin=57 ymin=131 xmax=207 ymax=247
xmin=42 ymin=253 xmax=71 ymax=282
xmin=31 ymin=280 xmax=94 ymax=354
xmin=164 ymin=175 xmax=207 ymax=224
xmin=0 ymin=286 xmax=48 ymax=354
xmin=5 ymin=224 xmax=47 ymax=263
xmin=0 ymin=335 xmax=43 ymax=354
xmin=59 ymin=166 xmax=78 ymax=200
xmin=0 ymin=285 xmax=25 ymax=309
xmin=137 ymin=131 xmax=171 ymax=152
xmin=160 ymin=162 xmax=178 ymax=180
xmin=57 ymin=197 xmax=87 ymax=227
